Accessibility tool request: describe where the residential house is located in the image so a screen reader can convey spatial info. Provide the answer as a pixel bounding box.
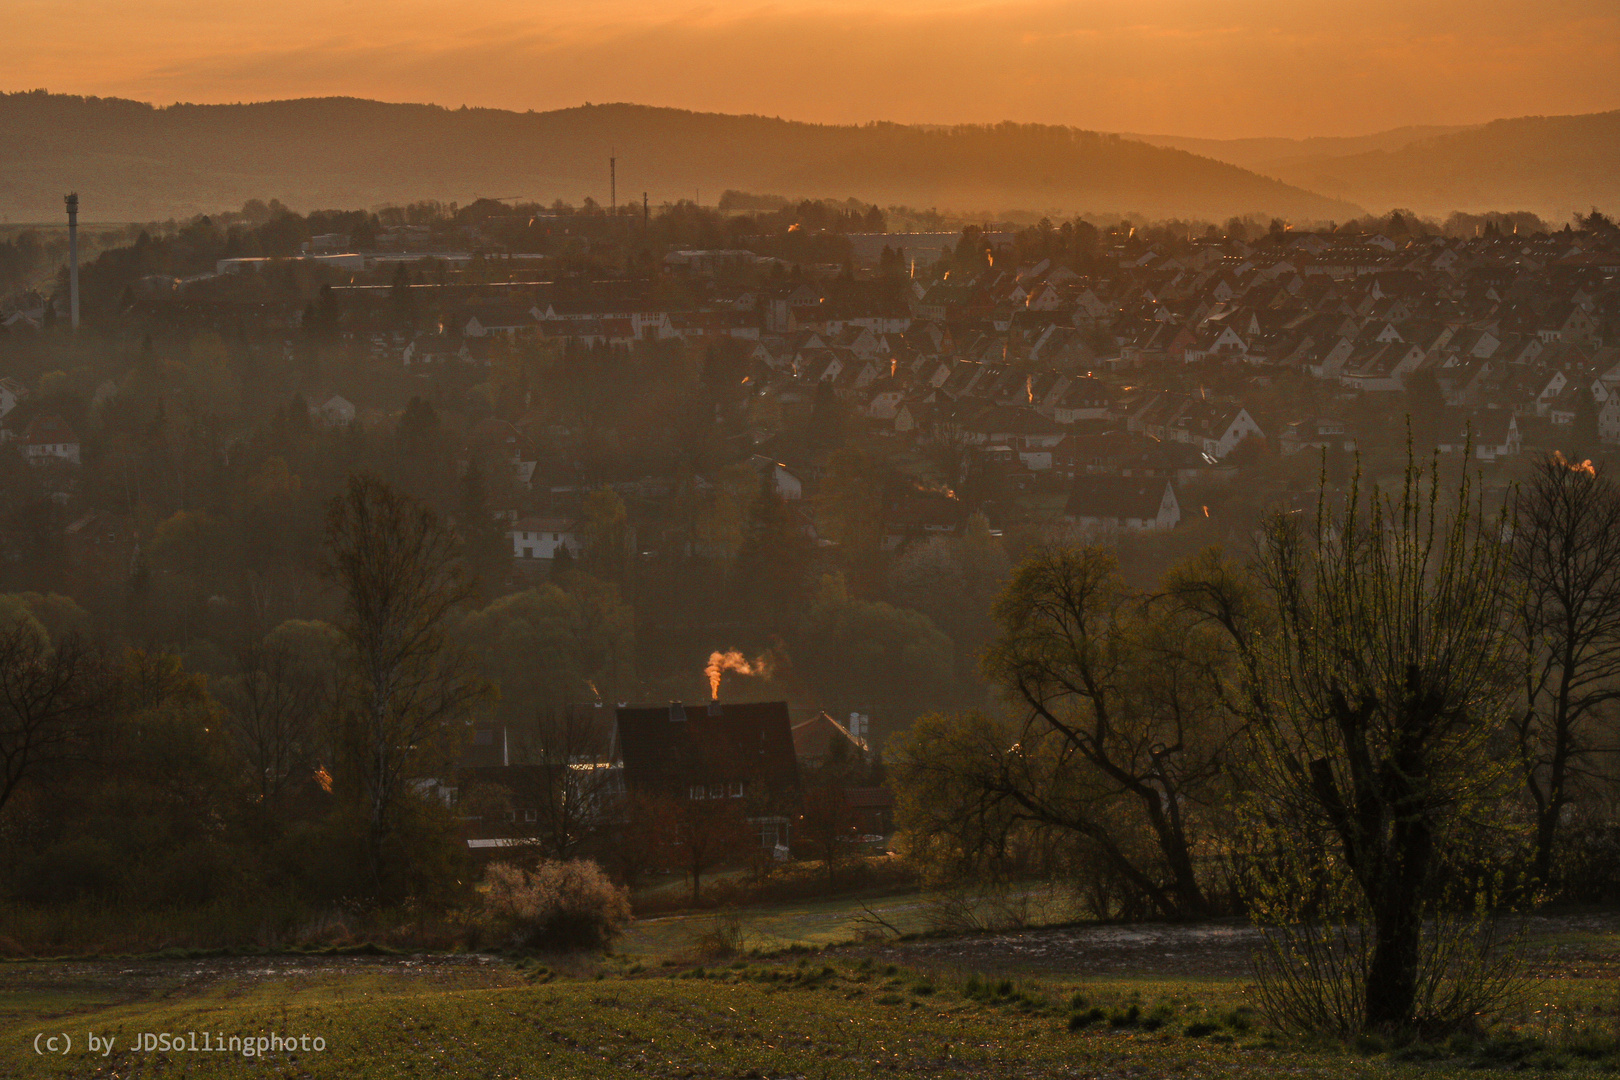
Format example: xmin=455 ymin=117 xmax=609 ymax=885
xmin=510 ymin=517 xmax=582 ymax=561
xmin=616 ymin=700 xmax=802 ymax=849
xmin=1064 ymin=478 xmax=1181 ymax=532
xmin=313 ymin=395 xmax=356 ymax=427
xmin=790 ymin=712 xmax=869 ymax=768
xmin=1168 ymin=402 xmax=1265 ymax=459
xmin=1279 ymin=418 xmax=1358 ymax=456
xmin=19 ymin=416 xmax=80 ymax=466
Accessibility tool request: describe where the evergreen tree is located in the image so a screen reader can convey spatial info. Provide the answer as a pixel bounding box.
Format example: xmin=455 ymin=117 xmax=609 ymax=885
xmin=733 ymin=479 xmax=815 ymax=627
xmin=456 ymin=460 xmax=510 ymax=596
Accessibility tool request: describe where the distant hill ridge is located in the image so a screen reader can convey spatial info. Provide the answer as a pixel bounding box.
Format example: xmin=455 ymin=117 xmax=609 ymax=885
xmin=1263 ymin=110 xmax=1620 ymax=221
xmin=1126 ymin=126 xmax=1473 ymax=174
xmin=0 ymin=91 xmax=1360 ymax=223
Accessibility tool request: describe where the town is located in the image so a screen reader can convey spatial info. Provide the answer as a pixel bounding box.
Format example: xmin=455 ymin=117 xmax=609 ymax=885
xmin=4 ymin=188 xmax=1620 ymax=1075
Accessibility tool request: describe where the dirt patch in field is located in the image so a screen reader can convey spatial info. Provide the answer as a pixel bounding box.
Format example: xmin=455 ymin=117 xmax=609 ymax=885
xmin=853 ymin=911 xmax=1620 ymax=982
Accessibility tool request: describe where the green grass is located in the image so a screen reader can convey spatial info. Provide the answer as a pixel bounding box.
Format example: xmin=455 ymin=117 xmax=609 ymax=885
xmin=3 ymin=947 xmax=1617 ymax=1078
xmin=622 ymin=881 xmax=1082 ymax=956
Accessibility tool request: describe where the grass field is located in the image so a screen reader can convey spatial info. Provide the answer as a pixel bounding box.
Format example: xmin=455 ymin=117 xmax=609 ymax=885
xmin=3 ymin=909 xmax=1618 ymax=1078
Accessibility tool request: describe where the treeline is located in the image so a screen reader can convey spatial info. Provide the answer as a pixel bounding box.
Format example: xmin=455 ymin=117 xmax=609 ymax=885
xmin=0 ymin=478 xmax=484 ymax=913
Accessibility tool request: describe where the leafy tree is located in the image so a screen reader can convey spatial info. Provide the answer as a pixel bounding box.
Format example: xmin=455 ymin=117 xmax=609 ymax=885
xmin=806 ymin=379 xmax=846 ymax=449
xmin=578 ymin=488 xmax=630 ymax=581
xmin=1403 ymin=370 xmax=1445 ymax=450
xmin=0 ymin=619 xmax=104 ymax=817
xmin=795 ymin=574 xmax=954 ymax=738
xmin=889 ymin=513 xmax=1011 ymax=679
xmin=1569 ymin=386 xmax=1600 ymax=460
xmin=814 ymin=447 xmax=886 ymax=582
xmin=463 ymin=582 xmax=625 ymax=725
xmin=976 ymin=546 xmax=1238 ymax=918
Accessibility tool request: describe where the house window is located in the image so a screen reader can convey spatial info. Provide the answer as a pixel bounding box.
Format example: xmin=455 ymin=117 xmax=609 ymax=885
xmin=523 ymin=809 xmax=537 ymax=823
xmin=709 ymin=783 xmax=725 ymax=799
xmin=729 ymin=781 xmax=745 ymax=798
xmin=504 ymin=810 xmax=516 ymax=822
xmin=689 ymin=785 xmax=706 ymax=800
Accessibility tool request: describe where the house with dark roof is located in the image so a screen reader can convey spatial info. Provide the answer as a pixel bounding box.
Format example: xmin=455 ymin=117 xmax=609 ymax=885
xmin=616 ymin=700 xmax=801 ymax=849
xmin=1064 ymin=478 xmax=1180 ymax=533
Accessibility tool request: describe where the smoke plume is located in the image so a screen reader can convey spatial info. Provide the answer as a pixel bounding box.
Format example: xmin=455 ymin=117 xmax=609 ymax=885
xmin=706 ymin=649 xmax=770 ymax=699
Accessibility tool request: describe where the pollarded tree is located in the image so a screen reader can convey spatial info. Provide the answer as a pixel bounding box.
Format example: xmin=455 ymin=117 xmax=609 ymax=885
xmin=1245 ymin=454 xmax=1520 ymax=1035
xmin=326 ymin=475 xmax=491 ymax=896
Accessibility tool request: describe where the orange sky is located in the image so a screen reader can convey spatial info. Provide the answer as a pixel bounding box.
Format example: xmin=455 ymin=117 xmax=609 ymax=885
xmin=8 ymin=0 xmax=1619 ymax=138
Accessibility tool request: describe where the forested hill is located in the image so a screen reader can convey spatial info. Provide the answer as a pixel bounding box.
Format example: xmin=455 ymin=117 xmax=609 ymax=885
xmin=0 ymin=92 xmax=1360 ymax=224
xmin=1264 ymin=111 xmax=1620 ymax=221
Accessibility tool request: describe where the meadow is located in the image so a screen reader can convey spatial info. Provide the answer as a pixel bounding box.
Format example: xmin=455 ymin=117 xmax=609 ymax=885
xmin=3 ymin=903 xmax=1619 ymax=1079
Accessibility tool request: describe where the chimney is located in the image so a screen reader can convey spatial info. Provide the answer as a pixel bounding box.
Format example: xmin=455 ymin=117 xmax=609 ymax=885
xmin=708 ymin=697 xmax=723 ymax=718
xmin=669 ymin=701 xmax=686 ymax=722
xmin=64 ymin=193 xmax=79 ymax=332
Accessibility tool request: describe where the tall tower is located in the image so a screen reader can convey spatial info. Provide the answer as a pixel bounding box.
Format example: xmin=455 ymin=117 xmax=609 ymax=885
xmin=64 ymin=192 xmax=79 ymax=331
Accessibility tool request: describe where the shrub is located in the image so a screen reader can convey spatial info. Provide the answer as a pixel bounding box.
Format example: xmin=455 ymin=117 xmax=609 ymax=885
xmin=696 ymin=910 xmax=744 ymax=958
xmin=482 ymin=859 xmax=632 ymax=951
xmin=1068 ymin=1007 xmax=1106 ymax=1031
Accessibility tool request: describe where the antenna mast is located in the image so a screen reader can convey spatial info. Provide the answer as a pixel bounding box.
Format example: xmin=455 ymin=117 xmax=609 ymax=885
xmin=64 ymin=193 xmax=79 ymax=332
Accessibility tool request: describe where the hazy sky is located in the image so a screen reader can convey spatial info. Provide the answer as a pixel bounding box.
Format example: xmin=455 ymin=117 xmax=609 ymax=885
xmin=8 ymin=0 xmax=1619 ymax=138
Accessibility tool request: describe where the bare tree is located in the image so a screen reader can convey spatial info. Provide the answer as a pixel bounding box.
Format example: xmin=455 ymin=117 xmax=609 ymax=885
xmin=670 ymin=794 xmax=752 ymax=903
xmin=1508 ymin=454 xmax=1620 ymax=885
xmin=219 ymin=636 xmax=330 ymax=803
xmin=506 ymin=707 xmax=622 ymax=859
xmin=326 ymin=475 xmax=491 ymax=891
xmin=0 ymin=625 xmax=103 ymax=815
xmin=798 ymin=762 xmax=863 ymax=888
